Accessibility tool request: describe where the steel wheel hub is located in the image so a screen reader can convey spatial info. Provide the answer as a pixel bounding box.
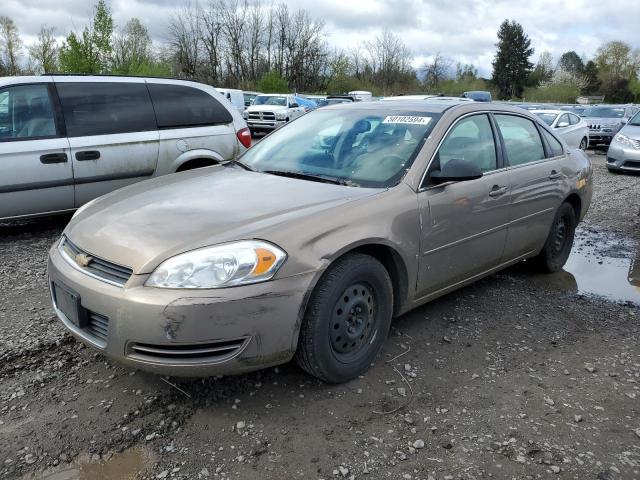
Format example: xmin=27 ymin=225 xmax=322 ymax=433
xmin=330 ymin=283 xmax=375 ymax=355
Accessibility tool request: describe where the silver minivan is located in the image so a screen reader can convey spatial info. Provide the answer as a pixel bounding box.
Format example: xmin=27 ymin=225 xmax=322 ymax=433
xmin=0 ymin=75 xmax=250 ymax=221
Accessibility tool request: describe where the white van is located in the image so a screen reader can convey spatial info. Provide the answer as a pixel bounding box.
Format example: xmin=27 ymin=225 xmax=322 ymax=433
xmin=348 ymin=91 xmax=373 ymax=102
xmin=0 ymin=75 xmax=251 ymax=221
xmin=216 ymin=88 xmax=245 ymax=114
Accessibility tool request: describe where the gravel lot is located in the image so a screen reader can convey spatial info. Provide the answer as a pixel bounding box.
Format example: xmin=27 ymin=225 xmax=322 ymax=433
xmin=1 ymin=152 xmax=639 ymax=480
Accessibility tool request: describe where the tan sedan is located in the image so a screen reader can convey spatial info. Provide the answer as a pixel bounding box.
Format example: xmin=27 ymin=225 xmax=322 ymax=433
xmin=48 ymin=101 xmax=592 ymax=383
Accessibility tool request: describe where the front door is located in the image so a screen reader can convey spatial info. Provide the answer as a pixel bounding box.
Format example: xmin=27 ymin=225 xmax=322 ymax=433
xmin=416 ymin=113 xmax=511 ymax=299
xmin=54 ymin=80 xmax=159 ymax=206
xmin=0 ymin=82 xmax=73 ymax=219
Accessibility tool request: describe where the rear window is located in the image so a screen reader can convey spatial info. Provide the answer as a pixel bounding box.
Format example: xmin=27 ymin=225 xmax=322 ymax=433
xmin=57 ymin=82 xmax=156 ymax=137
xmin=147 ymin=84 xmax=232 ymax=128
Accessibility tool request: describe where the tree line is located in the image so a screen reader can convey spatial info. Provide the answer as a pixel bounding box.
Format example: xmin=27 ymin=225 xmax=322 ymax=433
xmin=0 ymin=2 xmax=639 ymax=102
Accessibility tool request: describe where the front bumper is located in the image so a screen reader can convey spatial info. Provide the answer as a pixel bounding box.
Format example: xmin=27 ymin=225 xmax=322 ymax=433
xmin=606 ymin=142 xmax=640 ymax=172
xmin=48 ymin=241 xmax=316 ymax=377
xmin=246 ymin=120 xmax=287 ymax=131
xmin=588 ymin=131 xmax=614 ymax=145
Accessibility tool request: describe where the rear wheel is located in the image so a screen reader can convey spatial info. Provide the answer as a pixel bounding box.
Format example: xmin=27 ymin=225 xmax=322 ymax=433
xmin=533 ymin=202 xmax=576 ymax=273
xmin=295 ymin=253 xmax=393 ymax=383
xmin=579 ymin=137 xmax=588 ymax=150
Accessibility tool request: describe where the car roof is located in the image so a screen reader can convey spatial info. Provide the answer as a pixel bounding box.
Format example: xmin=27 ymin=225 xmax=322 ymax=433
xmin=532 ymin=109 xmax=564 ymax=114
xmin=322 ymin=100 xmax=534 ymax=116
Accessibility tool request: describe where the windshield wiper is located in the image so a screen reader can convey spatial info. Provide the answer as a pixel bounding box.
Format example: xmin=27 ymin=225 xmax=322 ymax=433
xmin=221 ymin=159 xmax=254 ymax=171
xmin=262 ymin=170 xmax=358 ymax=186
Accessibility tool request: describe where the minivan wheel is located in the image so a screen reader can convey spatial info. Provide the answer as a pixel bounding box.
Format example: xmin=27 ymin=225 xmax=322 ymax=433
xmin=579 ymin=137 xmax=588 ymax=150
xmin=533 ymin=202 xmax=577 ymax=273
xmin=295 ymin=253 xmax=393 ymax=383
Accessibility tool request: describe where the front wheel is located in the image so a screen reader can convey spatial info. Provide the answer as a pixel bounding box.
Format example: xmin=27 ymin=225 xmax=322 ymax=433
xmin=295 ymin=253 xmax=393 ymax=383
xmin=533 ymin=202 xmax=577 ymax=273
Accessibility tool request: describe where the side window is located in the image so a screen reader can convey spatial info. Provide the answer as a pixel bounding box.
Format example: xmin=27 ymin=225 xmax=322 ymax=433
xmin=0 ymin=84 xmax=58 ymax=141
xmin=57 ymin=82 xmax=156 ymax=137
xmin=435 ymin=114 xmax=497 ymax=173
xmin=147 ymin=83 xmax=233 ymax=129
xmin=541 ymin=129 xmax=563 ymax=157
xmin=557 ymin=113 xmax=570 ymax=127
xmin=569 ymin=114 xmax=580 ymax=125
xmin=494 ymin=114 xmax=545 ymax=167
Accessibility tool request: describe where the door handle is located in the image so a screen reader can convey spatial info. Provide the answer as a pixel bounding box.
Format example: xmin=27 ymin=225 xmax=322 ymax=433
xmin=549 ymin=170 xmax=563 ymax=180
xmin=40 ymin=153 xmax=68 ymax=164
xmin=75 ymin=150 xmax=101 ymax=161
xmin=489 ymin=185 xmax=508 ymax=197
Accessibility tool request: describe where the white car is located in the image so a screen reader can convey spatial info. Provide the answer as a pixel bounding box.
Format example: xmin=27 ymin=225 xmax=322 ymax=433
xmin=532 ymin=109 xmax=589 ymax=150
xmin=242 ymin=94 xmax=306 ymax=134
xmin=0 ymin=75 xmax=250 ymax=221
xmin=215 ymin=88 xmax=245 ymax=114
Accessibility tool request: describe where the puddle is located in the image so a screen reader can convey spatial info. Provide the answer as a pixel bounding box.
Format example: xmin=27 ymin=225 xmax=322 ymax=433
xmin=522 ymin=229 xmax=640 ymax=305
xmin=24 ymin=446 xmax=155 ymax=480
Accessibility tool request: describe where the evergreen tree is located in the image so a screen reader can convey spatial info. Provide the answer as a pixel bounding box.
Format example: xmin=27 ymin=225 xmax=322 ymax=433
xmin=581 ymin=60 xmax=601 ymax=95
xmin=491 ymin=19 xmax=534 ymax=99
xmin=557 ymin=51 xmax=584 ymax=76
xmin=58 ymin=1 xmax=113 ymax=73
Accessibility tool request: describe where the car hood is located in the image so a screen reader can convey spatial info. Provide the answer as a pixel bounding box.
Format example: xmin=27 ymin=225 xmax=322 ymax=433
xmin=65 ymin=166 xmax=380 ymax=274
xmin=582 ymin=117 xmax=622 ymax=125
xmin=246 ymin=104 xmax=288 ymax=113
xmin=621 ymin=124 xmax=640 ymax=138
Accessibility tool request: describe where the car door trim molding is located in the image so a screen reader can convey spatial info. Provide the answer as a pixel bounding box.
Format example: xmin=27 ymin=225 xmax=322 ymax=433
xmin=422 ymin=221 xmax=511 ymax=256
xmin=0 ymin=178 xmax=74 ymax=194
xmin=73 ymin=169 xmax=155 ymax=185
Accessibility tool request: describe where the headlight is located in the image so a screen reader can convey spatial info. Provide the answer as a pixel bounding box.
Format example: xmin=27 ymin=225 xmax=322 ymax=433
xmin=614 ymin=133 xmax=639 ymax=149
xmin=603 ymin=123 xmax=619 ymax=128
xmin=276 ymin=112 xmax=287 ymax=120
xmin=146 ymin=240 xmax=287 ymax=289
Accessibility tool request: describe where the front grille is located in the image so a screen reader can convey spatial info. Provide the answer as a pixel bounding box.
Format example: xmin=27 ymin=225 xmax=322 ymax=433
xmin=86 ymin=312 xmax=109 ymax=341
xmin=589 ymin=124 xmax=601 ymax=130
xmin=60 ymin=237 xmax=133 ymax=287
xmin=623 ymin=160 xmax=640 ymax=169
xmin=248 ymin=111 xmax=276 ymax=121
xmin=127 ymin=337 xmax=250 ymax=364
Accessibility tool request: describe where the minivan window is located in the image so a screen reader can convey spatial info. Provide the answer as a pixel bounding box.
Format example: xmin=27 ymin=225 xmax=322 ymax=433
xmin=0 ymin=84 xmax=58 ymax=141
xmin=541 ymin=129 xmax=563 ymax=157
xmin=436 ymin=114 xmax=497 ymax=173
xmin=57 ymin=82 xmax=156 ymax=137
xmin=147 ymin=83 xmax=233 ymax=128
xmin=495 ymin=114 xmax=545 ymax=166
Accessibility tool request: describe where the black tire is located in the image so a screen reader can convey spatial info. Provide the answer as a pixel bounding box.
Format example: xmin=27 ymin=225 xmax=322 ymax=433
xmin=579 ymin=137 xmax=588 ymax=150
xmin=295 ymin=253 xmax=393 ymax=383
xmin=533 ymin=202 xmax=577 ymax=273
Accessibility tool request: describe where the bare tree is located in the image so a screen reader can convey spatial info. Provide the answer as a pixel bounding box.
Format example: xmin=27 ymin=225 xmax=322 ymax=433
xmin=422 ymin=52 xmax=452 ymax=90
xmin=0 ymin=16 xmax=22 ymax=75
xmin=112 ymin=18 xmax=152 ymax=73
xmin=167 ymin=4 xmax=201 ymax=78
xmin=28 ymin=25 xmax=58 ymax=74
xmin=364 ymin=30 xmax=413 ymax=94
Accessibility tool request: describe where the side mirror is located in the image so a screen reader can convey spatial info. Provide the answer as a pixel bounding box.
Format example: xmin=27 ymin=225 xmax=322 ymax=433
xmin=621 ymin=118 xmax=628 ymax=125
xmin=430 ymin=159 xmax=483 ymax=184
xmin=556 ymin=121 xmax=569 ymax=128
xmin=290 ymin=103 xmax=299 ymax=108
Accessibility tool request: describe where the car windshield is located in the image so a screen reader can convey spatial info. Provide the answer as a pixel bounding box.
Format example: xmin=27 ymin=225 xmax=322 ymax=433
xmin=629 ymin=112 xmax=640 ymax=126
xmin=535 ymin=112 xmax=558 ymax=126
xmin=253 ymin=95 xmax=287 ymax=106
xmin=239 ymin=108 xmax=440 ymax=188
xmin=581 ymin=107 xmax=625 ymax=118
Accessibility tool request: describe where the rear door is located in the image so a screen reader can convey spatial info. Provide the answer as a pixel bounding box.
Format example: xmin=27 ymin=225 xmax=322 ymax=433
xmin=416 ymin=113 xmax=511 ymax=298
xmin=54 ymin=78 xmax=159 ymax=206
xmin=146 ymin=82 xmax=237 ymax=175
xmin=495 ymin=113 xmax=566 ymax=261
xmin=0 ymin=81 xmax=73 ymax=219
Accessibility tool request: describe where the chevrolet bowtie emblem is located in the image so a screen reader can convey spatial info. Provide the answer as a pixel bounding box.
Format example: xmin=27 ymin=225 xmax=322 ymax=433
xmin=75 ymin=253 xmax=93 ymax=267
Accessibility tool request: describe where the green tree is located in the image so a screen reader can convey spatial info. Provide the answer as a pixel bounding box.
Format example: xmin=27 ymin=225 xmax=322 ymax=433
xmin=557 ymin=51 xmax=584 ymax=76
xmin=456 ymin=63 xmax=477 ymax=81
xmin=601 ymin=78 xmax=634 ymax=103
xmin=581 ymin=60 xmax=601 ymax=95
xmin=59 ymin=0 xmax=113 ymax=73
xmin=112 ymin=18 xmax=152 ymax=74
xmin=529 ymin=51 xmax=553 ymax=86
xmin=491 ymin=19 xmax=534 ymax=99
xmin=594 ymin=41 xmax=640 ymax=81
xmin=257 ymin=70 xmax=289 ymax=93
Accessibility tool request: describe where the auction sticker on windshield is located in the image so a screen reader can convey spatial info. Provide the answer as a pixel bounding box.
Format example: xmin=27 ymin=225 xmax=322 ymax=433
xmin=382 ymin=115 xmax=432 ymax=125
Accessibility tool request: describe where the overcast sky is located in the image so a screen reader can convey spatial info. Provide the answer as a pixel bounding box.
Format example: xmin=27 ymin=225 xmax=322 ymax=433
xmin=4 ymin=0 xmax=639 ymax=77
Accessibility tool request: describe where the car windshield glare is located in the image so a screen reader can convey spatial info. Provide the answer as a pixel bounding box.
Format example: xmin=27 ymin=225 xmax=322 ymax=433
xmin=239 ymin=109 xmax=440 ymax=188
xmin=581 ymin=107 xmax=625 ymax=118
xmin=254 ymin=95 xmax=287 ymax=106
xmin=535 ymin=112 xmax=558 ymax=126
